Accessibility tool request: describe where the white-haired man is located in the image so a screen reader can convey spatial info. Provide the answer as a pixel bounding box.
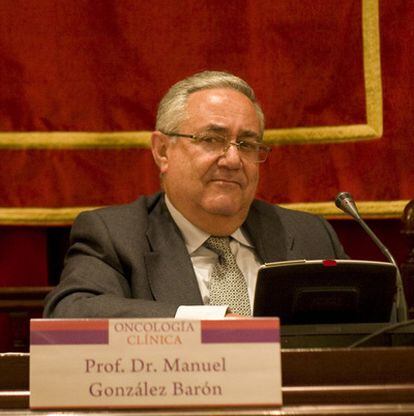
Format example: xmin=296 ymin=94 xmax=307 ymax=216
xmin=44 ymin=71 xmax=347 ymax=318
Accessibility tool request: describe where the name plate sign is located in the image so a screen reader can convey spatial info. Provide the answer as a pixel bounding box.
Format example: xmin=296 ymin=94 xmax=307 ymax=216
xmin=30 ymin=318 xmax=282 ymax=409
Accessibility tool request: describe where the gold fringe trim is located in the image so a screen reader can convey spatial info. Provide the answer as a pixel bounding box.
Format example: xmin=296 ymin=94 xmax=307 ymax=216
xmin=363 ymin=0 xmax=383 ymax=135
xmin=0 ymin=200 xmax=409 ymax=226
xmin=0 ymin=207 xmax=99 ymax=226
xmin=0 ymin=0 xmax=382 ymax=149
xmin=279 ymin=200 xmax=409 ymax=219
xmin=0 ymin=131 xmax=152 ymax=149
xmin=264 ymin=124 xmax=378 ymax=145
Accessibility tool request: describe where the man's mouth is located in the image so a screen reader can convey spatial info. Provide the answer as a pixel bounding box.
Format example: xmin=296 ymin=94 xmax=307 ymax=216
xmin=210 ymin=178 xmax=242 ymax=187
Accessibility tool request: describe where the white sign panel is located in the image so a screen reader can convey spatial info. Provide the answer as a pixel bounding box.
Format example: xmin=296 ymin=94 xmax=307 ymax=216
xmin=30 ymin=318 xmax=282 ymax=409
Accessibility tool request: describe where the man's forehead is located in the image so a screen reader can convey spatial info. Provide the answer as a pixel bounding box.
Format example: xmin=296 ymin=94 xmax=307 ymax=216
xmin=197 ymin=123 xmax=260 ymax=138
xmin=184 ymin=88 xmax=261 ymax=131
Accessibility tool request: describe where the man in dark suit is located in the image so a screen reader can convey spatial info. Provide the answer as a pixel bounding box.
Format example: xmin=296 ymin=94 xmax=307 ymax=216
xmin=44 ymin=71 xmax=347 ymax=319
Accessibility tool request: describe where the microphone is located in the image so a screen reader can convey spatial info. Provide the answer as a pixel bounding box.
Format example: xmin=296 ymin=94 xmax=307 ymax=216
xmin=335 ymin=192 xmax=408 ymax=322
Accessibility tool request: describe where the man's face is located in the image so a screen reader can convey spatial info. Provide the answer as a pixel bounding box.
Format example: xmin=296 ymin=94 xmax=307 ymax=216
xmin=155 ymin=88 xmax=261 ymax=233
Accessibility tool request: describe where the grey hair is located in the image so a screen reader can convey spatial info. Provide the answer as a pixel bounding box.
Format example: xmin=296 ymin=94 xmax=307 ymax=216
xmin=155 ymin=70 xmax=265 ymax=135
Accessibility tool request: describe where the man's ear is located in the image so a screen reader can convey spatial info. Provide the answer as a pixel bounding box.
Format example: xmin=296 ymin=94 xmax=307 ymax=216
xmin=151 ymin=131 xmax=170 ymax=174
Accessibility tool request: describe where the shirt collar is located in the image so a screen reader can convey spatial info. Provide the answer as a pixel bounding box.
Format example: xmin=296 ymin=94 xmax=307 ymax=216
xmin=164 ymin=194 xmax=253 ymax=254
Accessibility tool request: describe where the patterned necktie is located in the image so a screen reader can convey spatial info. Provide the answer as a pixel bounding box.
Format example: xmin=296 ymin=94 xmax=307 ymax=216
xmin=204 ymin=236 xmax=251 ymax=316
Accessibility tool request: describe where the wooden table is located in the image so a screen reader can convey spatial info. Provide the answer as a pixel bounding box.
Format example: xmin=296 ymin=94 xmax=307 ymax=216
xmin=1 ymin=347 xmax=414 ymax=415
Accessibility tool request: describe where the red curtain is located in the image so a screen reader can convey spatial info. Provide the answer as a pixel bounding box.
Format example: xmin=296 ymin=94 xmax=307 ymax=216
xmin=1 ymin=0 xmax=412 ymax=208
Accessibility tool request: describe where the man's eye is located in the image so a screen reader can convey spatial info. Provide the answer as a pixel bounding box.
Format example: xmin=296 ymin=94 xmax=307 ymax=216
xmin=239 ymin=141 xmax=259 ymax=151
xmin=198 ymin=135 xmax=225 ymax=144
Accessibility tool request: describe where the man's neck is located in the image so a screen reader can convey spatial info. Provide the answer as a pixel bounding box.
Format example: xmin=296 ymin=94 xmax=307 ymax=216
xmin=165 ymin=194 xmax=247 ymax=236
xmin=195 ymin=214 xmax=245 ymax=236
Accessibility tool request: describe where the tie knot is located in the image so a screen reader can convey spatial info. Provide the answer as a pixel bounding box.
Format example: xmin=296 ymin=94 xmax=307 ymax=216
xmin=204 ymin=236 xmax=232 ymax=258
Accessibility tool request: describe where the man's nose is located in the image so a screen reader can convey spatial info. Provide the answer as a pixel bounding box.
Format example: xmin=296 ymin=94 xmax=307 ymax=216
xmin=218 ymin=142 xmax=243 ymax=167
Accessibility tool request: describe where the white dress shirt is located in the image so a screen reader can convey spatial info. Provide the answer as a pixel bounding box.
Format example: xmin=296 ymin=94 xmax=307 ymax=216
xmin=165 ymin=196 xmax=262 ymax=318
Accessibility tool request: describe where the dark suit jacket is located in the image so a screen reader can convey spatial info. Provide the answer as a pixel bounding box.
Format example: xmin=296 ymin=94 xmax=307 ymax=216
xmin=44 ymin=192 xmax=347 ymax=318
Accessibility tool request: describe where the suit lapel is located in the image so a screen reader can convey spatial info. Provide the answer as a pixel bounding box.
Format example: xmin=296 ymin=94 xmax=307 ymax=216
xmin=243 ymin=201 xmax=294 ymax=263
xmin=143 ymin=196 xmax=295 ymax=303
xmin=144 ymin=197 xmax=203 ymax=305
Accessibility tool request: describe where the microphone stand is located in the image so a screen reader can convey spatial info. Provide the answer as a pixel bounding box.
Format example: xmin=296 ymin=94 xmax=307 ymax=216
xmin=335 ymin=192 xmax=408 ymax=322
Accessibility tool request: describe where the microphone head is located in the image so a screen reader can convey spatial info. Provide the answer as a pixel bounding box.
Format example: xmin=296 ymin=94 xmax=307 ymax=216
xmin=335 ymin=192 xmax=360 ymax=219
xmin=335 ymin=192 xmax=354 ymax=209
